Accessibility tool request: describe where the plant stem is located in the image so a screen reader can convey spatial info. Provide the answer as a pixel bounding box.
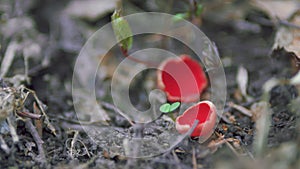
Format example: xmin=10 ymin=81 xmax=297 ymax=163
xmin=120 ymin=48 xmax=158 ymax=67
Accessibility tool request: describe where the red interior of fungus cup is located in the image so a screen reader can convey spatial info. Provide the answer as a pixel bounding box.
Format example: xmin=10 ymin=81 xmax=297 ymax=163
xmin=175 ymin=101 xmax=217 ymax=138
xmin=157 ymin=55 xmax=207 ymax=102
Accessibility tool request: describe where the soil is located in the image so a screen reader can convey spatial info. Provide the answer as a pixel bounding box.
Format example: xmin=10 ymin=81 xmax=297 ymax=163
xmin=0 ymin=0 xmax=299 ymax=169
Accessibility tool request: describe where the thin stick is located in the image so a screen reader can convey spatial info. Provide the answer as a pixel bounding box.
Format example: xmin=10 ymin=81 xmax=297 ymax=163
xmin=192 ymin=146 xmax=197 ymax=169
xmin=279 ymin=19 xmax=300 ymax=29
xmin=224 ymin=139 xmax=240 ymax=157
xmin=171 ymin=150 xmax=181 ymax=164
xmin=0 ymin=135 xmax=10 ymax=154
xmin=16 ymin=111 xmax=41 ymax=119
xmin=76 ymin=139 xmax=91 ymax=157
xmin=70 ymin=131 xmax=78 ymax=158
xmin=7 ymin=116 xmax=19 ymax=143
xmin=228 ymin=102 xmax=253 ymax=117
xmin=101 ymin=101 xmax=135 ymax=126
xmin=23 ymin=86 xmax=56 ymax=135
xmin=23 ymin=55 xmax=29 ymax=83
xmin=241 ymin=142 xmax=255 ymax=160
xmin=33 ymin=102 xmax=43 ymax=137
xmin=248 ymin=15 xmax=300 ymax=29
xmin=215 ymin=132 xmax=239 ymax=157
xmin=25 ymin=118 xmax=46 ymax=164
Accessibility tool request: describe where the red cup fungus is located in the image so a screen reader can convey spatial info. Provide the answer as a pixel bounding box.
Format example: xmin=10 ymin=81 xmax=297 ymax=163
xmin=157 ymin=55 xmax=207 ymax=102
xmin=175 ymin=101 xmax=217 ymax=138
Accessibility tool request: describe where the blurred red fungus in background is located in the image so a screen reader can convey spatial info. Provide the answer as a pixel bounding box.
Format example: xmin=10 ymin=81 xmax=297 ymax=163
xmin=175 ymin=101 xmax=217 ymax=137
xmin=157 ymin=55 xmax=207 ymax=102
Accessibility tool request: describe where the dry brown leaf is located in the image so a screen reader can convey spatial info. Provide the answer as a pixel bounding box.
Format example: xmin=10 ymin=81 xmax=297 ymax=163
xmin=272 ymin=11 xmax=300 ymax=61
xmin=273 ymin=27 xmax=293 ymax=49
xmin=251 ymin=0 xmax=300 ymax=20
xmin=283 ymin=12 xmax=300 ymax=58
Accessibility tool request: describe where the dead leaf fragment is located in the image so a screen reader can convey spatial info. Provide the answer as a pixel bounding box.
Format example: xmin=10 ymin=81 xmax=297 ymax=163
xmin=251 ymin=0 xmax=300 ymax=20
xmin=65 ymin=0 xmax=120 ymax=21
xmin=290 ymin=70 xmax=300 ymax=85
xmin=273 ymin=11 xmax=300 ymax=59
xmin=0 ymin=41 xmax=19 ymax=77
xmin=236 ymin=65 xmax=248 ymax=98
xmin=263 ymin=77 xmax=280 ymax=93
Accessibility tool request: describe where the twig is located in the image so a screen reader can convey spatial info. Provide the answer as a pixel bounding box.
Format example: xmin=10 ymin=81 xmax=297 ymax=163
xmin=0 ymin=135 xmax=10 ymax=154
xmin=33 ymin=102 xmax=43 ymax=137
xmin=215 ymin=132 xmax=240 ymax=158
xmin=25 ymin=118 xmax=46 ymax=164
xmin=224 ymin=138 xmax=240 ymax=157
xmin=120 ymin=48 xmax=158 ymax=67
xmin=192 ymin=146 xmax=197 ymax=169
xmin=66 ymin=130 xmax=91 ymax=158
xmin=240 ymin=142 xmax=255 ymax=161
xmin=228 ymin=102 xmax=253 ymax=117
xmin=7 ymin=116 xmax=19 ymax=143
xmin=23 ymin=55 xmax=29 ymax=83
xmin=28 ymin=64 xmax=47 ymax=76
xmin=23 ymin=86 xmax=56 ymax=135
xmin=16 ymin=111 xmax=41 ymax=119
xmin=278 ymin=19 xmax=300 ymax=29
xmin=125 ymin=155 xmax=137 ymax=169
xmin=171 ymin=150 xmax=182 ymax=169
xmin=101 ymin=101 xmax=135 ymax=126
xmin=70 ymin=130 xmax=79 ymax=159
xmin=248 ymin=15 xmax=300 ymax=30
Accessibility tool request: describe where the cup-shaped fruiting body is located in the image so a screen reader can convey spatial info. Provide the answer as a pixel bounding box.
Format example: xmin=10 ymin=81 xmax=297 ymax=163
xmin=157 ymin=55 xmax=207 ymax=102
xmin=175 ymin=101 xmax=217 ymax=138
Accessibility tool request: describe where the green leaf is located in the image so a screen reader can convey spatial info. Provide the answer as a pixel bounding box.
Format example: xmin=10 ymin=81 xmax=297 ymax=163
xmin=172 ymin=13 xmax=189 ymax=22
xmin=111 ymin=10 xmax=133 ymax=51
xmin=196 ymin=4 xmax=204 ymax=16
xmin=169 ymin=102 xmax=180 ymax=112
xmin=160 ymin=103 xmax=171 ymax=113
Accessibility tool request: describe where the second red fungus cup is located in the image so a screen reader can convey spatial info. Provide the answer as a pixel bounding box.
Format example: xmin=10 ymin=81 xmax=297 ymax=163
xmin=175 ymin=101 xmax=217 ymax=138
xmin=157 ymin=55 xmax=207 ymax=102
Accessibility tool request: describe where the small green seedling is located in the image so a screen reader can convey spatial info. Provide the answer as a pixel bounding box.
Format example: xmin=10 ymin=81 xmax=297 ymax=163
xmin=172 ymin=3 xmax=204 ymax=23
xmin=195 ymin=4 xmax=204 ymax=16
xmin=172 ymin=13 xmax=189 ymax=22
xmin=160 ymin=102 xmax=181 ymax=113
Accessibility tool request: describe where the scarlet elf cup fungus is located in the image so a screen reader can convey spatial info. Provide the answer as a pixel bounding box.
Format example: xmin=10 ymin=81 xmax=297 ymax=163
xmin=176 ymin=101 xmax=217 ymax=138
xmin=157 ymin=55 xmax=208 ymax=102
